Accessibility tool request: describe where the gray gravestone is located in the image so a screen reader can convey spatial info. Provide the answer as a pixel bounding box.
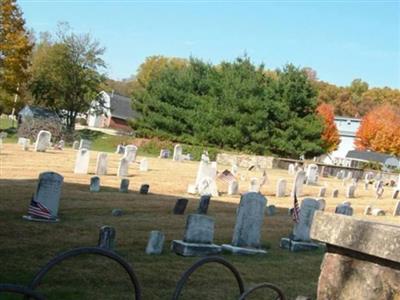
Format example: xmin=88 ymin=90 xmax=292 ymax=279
xmin=173 ymin=198 xmax=188 ymax=215
xmin=140 ymin=184 xmax=150 ymax=194
xmin=74 ymin=148 xmax=90 ymax=174
xmin=72 ymin=140 xmax=79 ymax=150
xmin=228 ymin=180 xmax=239 ymax=195
xmin=173 ymin=144 xmax=183 ymax=161
xmin=222 ymin=192 xmax=267 ymax=254
xmin=265 ymin=205 xmax=276 ymax=216
xmin=332 ymin=189 xmax=339 ymax=198
xmin=90 ymin=176 xmax=100 ymax=192
xmin=119 ymin=179 xmax=129 ymax=193
xmin=392 ymin=189 xmax=399 ymax=200
xmin=117 ymin=157 xmax=129 ymax=177
xmin=116 ymin=144 xmax=125 ymax=154
xmin=124 ymin=145 xmax=137 ymax=162
xmin=197 ymin=195 xmax=211 ymax=214
xmin=24 ymin=172 xmax=63 ymax=222
xmin=112 ymin=208 xmax=123 ymax=217
xmin=159 ymin=149 xmax=170 ymax=158
xmin=346 ymin=184 xmax=356 ymax=198
xmin=335 ymin=203 xmax=353 ymax=216
xmin=95 ymin=152 xmax=108 ymax=175
xmin=276 ymin=179 xmax=287 ymax=197
xmin=306 ymin=164 xmax=319 ymax=185
xmin=336 ymin=170 xmax=345 ymax=180
xmin=318 ymin=187 xmax=326 ymax=198
xmin=98 ymin=226 xmax=115 ymax=249
xmin=145 ymin=231 xmax=165 ymax=255
xmin=79 ymin=139 xmax=91 ymax=150
xmin=291 ymin=170 xmax=306 ymax=196
xmin=34 ymin=130 xmax=51 ymax=152
xmin=317 ymin=198 xmax=326 ymax=211
xmin=171 ymin=214 xmax=221 ymax=256
xmin=393 ymin=201 xmax=400 ymax=216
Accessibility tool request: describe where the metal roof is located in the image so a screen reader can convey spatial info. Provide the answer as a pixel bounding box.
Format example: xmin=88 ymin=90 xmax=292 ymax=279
xmin=108 ymin=93 xmax=136 ymax=120
xmin=346 ymin=150 xmax=398 ymax=164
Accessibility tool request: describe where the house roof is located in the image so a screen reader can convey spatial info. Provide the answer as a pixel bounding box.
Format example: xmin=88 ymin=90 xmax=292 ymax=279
xmin=108 ymin=93 xmax=136 ymax=120
xmin=18 ymin=105 xmax=60 ymax=120
xmin=346 ymin=150 xmax=398 ymax=164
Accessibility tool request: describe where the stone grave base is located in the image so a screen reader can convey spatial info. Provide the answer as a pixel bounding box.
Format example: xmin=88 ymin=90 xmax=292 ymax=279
xmin=23 ymin=215 xmax=59 ymax=223
xmin=171 ymin=240 xmax=221 ymax=256
xmin=221 ymin=244 xmax=267 ymax=255
xmin=280 ymin=238 xmax=319 ymax=252
xmin=187 ymin=184 xmax=197 ymax=195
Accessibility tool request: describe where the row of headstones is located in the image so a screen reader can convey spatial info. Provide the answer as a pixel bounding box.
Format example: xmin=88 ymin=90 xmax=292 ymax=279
xmin=90 ymin=176 xmax=150 ymax=194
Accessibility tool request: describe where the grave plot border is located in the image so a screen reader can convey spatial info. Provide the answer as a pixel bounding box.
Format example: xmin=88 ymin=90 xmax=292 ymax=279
xmin=28 ymin=247 xmax=142 ymax=300
xmin=0 ymin=283 xmax=45 ymax=300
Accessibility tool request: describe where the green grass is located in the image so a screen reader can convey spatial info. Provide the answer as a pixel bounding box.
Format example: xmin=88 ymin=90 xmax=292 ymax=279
xmin=0 ymin=118 xmax=17 ymax=143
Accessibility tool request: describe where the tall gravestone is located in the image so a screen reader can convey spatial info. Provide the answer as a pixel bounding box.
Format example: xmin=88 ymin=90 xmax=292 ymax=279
xmin=74 ymin=148 xmax=90 ymax=174
xmin=318 ymin=187 xmax=326 ymax=197
xmin=346 ymin=184 xmax=356 ymax=198
xmin=139 ymin=158 xmax=148 ymax=171
xmin=173 ymin=144 xmax=183 ymax=161
xmin=222 ymin=192 xmax=267 ymax=255
xmin=393 ymin=201 xmax=400 ymax=216
xmin=197 ymin=195 xmax=211 ymax=214
xmin=249 ymin=177 xmax=260 ymax=193
xmin=95 ymin=153 xmax=108 ymax=175
xmin=228 ymin=180 xmax=239 ymax=195
xmin=291 ymin=170 xmax=306 ymax=197
xmin=172 ymin=214 xmax=221 ymax=256
xmin=117 ymin=157 xmax=129 ymax=177
xmin=276 ymin=179 xmax=287 ymax=197
xmin=90 ymin=176 xmax=100 ymax=192
xmin=280 ymin=198 xmax=320 ymax=251
xmin=23 ymin=171 xmax=63 ymax=222
xmin=173 ymin=198 xmax=188 ymax=215
xmin=119 ymin=179 xmax=129 ymax=193
xmin=193 ymin=160 xmax=218 ymax=196
xmin=145 ymin=231 xmax=165 ymax=255
xmin=306 ymin=164 xmax=319 ymax=185
xmin=335 ymin=202 xmax=353 ymax=216
xmin=98 ymin=226 xmax=116 ymax=250
xmin=124 ymin=145 xmax=138 ymax=163
xmin=34 ymin=130 xmax=51 ymax=152
xmin=79 ymin=139 xmax=91 ymax=150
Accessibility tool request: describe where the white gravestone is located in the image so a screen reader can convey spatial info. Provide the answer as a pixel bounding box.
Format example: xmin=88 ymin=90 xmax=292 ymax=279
xmin=291 ymin=170 xmax=306 ymax=197
xmin=288 ymin=164 xmax=295 ymax=175
xmin=276 ymin=178 xmax=287 ymax=197
xmin=34 ymin=130 xmax=51 ymax=152
xmin=79 ymin=139 xmax=91 ymax=150
xmin=95 ymin=153 xmax=108 ymax=175
xmin=117 ymin=157 xmax=129 ymax=177
xmin=139 ymin=158 xmax=149 ymax=172
xmin=228 ymin=180 xmax=239 ymax=195
xmin=74 ymin=149 xmax=90 ymax=174
xmin=173 ymin=144 xmax=183 ymax=161
xmin=124 ymin=145 xmax=138 ymax=163
xmin=193 ymin=160 xmax=218 ymax=196
xmin=306 ymin=164 xmax=319 ymax=185
xmin=346 ymin=184 xmax=356 ymax=198
xmin=249 ymin=177 xmax=260 ymax=193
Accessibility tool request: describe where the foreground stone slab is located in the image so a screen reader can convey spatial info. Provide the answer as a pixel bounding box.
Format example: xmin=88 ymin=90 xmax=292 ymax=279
xmin=280 ymin=238 xmax=320 ymax=252
xmin=310 ymin=211 xmax=400 ymax=300
xmin=171 ymin=240 xmax=221 ymax=256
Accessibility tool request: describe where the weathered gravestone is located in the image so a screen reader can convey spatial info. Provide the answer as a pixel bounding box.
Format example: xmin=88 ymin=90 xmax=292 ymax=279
xmin=72 ymin=140 xmax=79 ymax=150
xmin=306 ymin=164 xmax=319 ymax=185
xmin=280 ymin=198 xmax=320 ymax=251
xmin=116 ymin=144 xmax=125 ymax=154
xmin=145 ymin=231 xmax=165 ymax=255
xmin=288 ymin=163 xmax=295 ymax=175
xmin=336 ymin=170 xmax=345 ymax=180
xmin=346 ymin=184 xmax=356 ymax=198
xmin=117 ymin=157 xmax=129 ymax=177
xmin=23 ymin=172 xmax=63 ymax=222
xmin=192 ymin=160 xmax=219 ymax=196
xmin=173 ymin=198 xmax=188 ymax=215
xmin=249 ymin=177 xmax=260 ymax=193
xmin=317 ymin=198 xmax=326 ymax=211
xmin=90 ymin=176 xmax=100 ymax=192
xmin=335 ymin=202 xmax=353 ymax=216
xmin=173 ymin=144 xmax=183 ymax=161
xmin=393 ymin=201 xmax=400 ymax=216
xmin=112 ymin=208 xmax=123 ymax=217
xmin=276 ymin=178 xmax=287 ymax=197
xmin=74 ymin=148 xmax=90 ymax=174
xmin=265 ymin=205 xmax=276 ymax=216
xmin=318 ymin=187 xmax=326 ymax=198
xmin=34 ymin=130 xmax=51 ymax=152
xmin=370 ymin=208 xmax=385 ymax=216
xmin=310 ymin=212 xmax=400 ymax=300
xmin=119 ymin=179 xmax=129 ymax=193
xmin=159 ymin=149 xmax=170 ymax=159
xmin=95 ymin=152 xmax=108 ymax=175
xmin=98 ymin=226 xmax=116 ymax=250
xmin=331 ymin=189 xmax=339 ymax=198
xmin=171 ymin=214 xmax=221 ymax=256
xmin=393 ymin=189 xmax=399 ymax=200
xmin=364 ymin=172 xmax=374 ymax=190
xmin=79 ymin=139 xmax=91 ymax=150
xmin=197 ymin=195 xmax=211 ymax=214
xmin=124 ymin=145 xmax=137 ymax=162
xmin=139 ymin=158 xmax=148 ymax=171
xmin=222 ymin=192 xmax=267 ymax=255
xmin=140 ymin=184 xmax=150 ymax=194
xmin=291 ymin=170 xmax=306 ymax=197
xmin=21 ymin=138 xmax=30 ymax=151
xmin=227 ymin=180 xmax=239 ymax=195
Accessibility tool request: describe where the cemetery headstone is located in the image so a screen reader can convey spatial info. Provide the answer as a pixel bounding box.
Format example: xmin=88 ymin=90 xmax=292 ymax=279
xmin=288 ymin=163 xmax=295 ymax=175
xmin=227 ymin=180 xmax=239 ymax=195
xmin=159 ymin=149 xmax=170 ymax=159
xmin=117 ymin=157 xmax=129 ymax=177
xmin=54 ymin=140 xmax=64 ymax=150
xmin=317 ymin=198 xmax=326 ymax=211
xmin=197 ymin=195 xmax=211 ymax=214
xmin=335 ymin=203 xmax=353 ymax=216
xmin=276 ymin=178 xmax=287 ymax=197
xmin=34 ymin=130 xmax=51 ymax=152
xmin=393 ymin=189 xmax=399 ymax=200
xmin=139 ymin=158 xmax=148 ymax=171
xmin=393 ymin=201 xmax=400 ymax=216
xmin=222 ymin=192 xmax=267 ymax=255
xmin=145 ymin=231 xmax=165 ymax=255
xmin=193 ymin=160 xmax=218 ymax=196
xmin=119 ymin=179 xmax=129 ymax=193
xmin=79 ymin=139 xmax=91 ymax=150
xmin=371 ymin=208 xmax=385 ymax=216
xmin=173 ymin=144 xmax=183 ymax=161
xmin=140 ymin=184 xmax=150 ymax=194
xmin=187 ymin=184 xmax=197 ymax=195
xmin=280 ymin=198 xmax=320 ymax=251
xmin=318 ymin=187 xmax=326 ymax=198
xmin=23 ymin=172 xmax=63 ymax=222
xmin=291 ymin=170 xmax=306 ymax=197
xmin=171 ymin=214 xmax=221 ymax=256
xmin=21 ymin=138 xmax=30 ymax=151
xmin=265 ymin=205 xmax=276 ymax=216
xmin=306 ymin=164 xmax=319 ymax=185
xmin=375 ymin=180 xmax=384 ymax=199
xmin=116 ymin=144 xmax=125 ymax=154
xmin=336 ymin=170 xmax=345 ymax=180
xmin=98 ymin=226 xmax=115 ymax=250
xmin=124 ymin=145 xmax=138 ymax=162
xmin=332 ymin=189 xmax=339 ymax=198
xmin=173 ymin=198 xmax=188 ymax=215
xmin=364 ymin=205 xmax=372 ymax=215
xmin=90 ymin=176 xmax=100 ymax=192
xmin=112 ymin=209 xmax=123 ymax=217
xmin=74 ymin=148 xmax=90 ymax=174
xmin=249 ymin=177 xmax=260 ymax=193
xmin=72 ymin=140 xmax=79 ymax=150
xmin=346 ymin=184 xmax=356 ymax=198
xmin=95 ymin=152 xmax=108 ymax=175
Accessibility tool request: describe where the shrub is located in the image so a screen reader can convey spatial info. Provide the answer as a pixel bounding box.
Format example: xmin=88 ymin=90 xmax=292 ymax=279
xmin=18 ymin=117 xmax=64 ymax=142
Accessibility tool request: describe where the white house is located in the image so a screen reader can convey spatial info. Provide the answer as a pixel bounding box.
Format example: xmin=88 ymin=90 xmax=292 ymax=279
xmin=87 ymin=91 xmax=136 ymax=131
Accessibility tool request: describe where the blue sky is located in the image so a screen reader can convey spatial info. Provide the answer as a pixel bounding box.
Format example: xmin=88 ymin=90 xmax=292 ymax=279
xmin=19 ymin=0 xmax=400 ymax=88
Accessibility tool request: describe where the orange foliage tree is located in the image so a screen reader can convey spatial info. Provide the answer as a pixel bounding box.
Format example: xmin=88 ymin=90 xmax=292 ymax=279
xmin=316 ymin=103 xmax=340 ymax=152
xmin=355 ymin=104 xmax=400 ymax=155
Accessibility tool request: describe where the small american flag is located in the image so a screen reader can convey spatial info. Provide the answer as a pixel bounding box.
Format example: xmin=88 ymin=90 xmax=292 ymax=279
xmin=218 ymin=169 xmax=236 ymax=184
xmin=292 ymin=192 xmax=300 ymax=223
xmin=28 ymin=197 xmax=52 ymax=220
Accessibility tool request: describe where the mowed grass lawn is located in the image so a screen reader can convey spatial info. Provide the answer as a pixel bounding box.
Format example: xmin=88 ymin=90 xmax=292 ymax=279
xmin=0 ymin=143 xmax=399 ymax=299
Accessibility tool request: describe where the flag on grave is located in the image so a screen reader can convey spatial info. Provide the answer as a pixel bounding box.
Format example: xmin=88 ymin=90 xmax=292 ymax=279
xmin=218 ymin=169 xmax=236 ymax=183
xmin=28 ymin=196 xmax=52 ymax=219
xmin=292 ymin=192 xmax=300 ymax=223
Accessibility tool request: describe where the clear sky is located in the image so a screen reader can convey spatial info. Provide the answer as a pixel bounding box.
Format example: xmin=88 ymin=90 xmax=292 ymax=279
xmin=19 ymin=0 xmax=400 ymax=88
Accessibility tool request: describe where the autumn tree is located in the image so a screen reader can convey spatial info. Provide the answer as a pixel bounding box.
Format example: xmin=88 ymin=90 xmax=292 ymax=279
xmin=0 ymin=0 xmax=33 ymax=113
xmin=355 ymin=104 xmax=400 ymax=155
xmin=316 ymin=103 xmax=340 ymax=152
